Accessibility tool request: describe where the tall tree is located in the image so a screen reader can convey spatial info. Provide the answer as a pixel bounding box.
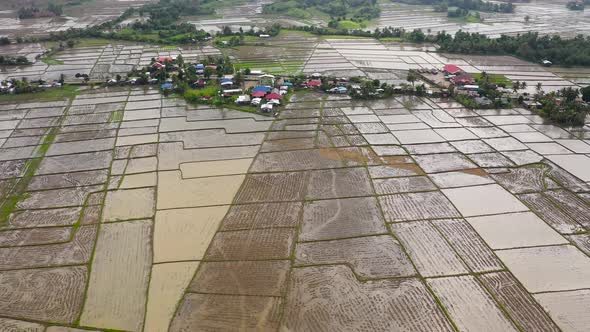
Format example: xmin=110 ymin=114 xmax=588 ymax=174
xmin=407 ymin=71 xmax=417 ymax=86
xmin=581 ymin=85 xmax=590 ymax=102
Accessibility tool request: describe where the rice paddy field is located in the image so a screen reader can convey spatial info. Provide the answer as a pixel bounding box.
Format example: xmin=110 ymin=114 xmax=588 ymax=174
xmin=374 ymin=0 xmax=590 ymax=39
xmin=0 ymin=43 xmax=221 ymax=83
xmin=0 ymin=86 xmax=589 ymax=331
xmin=0 ymin=0 xmax=151 ymax=39
xmin=1 ymin=1 xmax=590 ymax=331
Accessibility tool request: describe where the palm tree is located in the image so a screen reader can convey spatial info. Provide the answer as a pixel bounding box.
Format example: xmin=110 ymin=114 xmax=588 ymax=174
xmin=535 ymin=82 xmax=543 ymax=99
xmin=512 ymin=80 xmax=520 ymax=94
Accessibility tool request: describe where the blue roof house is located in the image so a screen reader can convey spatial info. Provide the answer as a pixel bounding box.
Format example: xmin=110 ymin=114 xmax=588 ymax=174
xmin=161 ymin=82 xmax=174 ymax=90
xmin=252 ymin=86 xmax=272 ymax=93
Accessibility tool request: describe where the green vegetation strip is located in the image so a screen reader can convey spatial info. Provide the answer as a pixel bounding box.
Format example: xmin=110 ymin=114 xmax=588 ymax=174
xmin=41 ymin=57 xmax=64 ymax=65
xmin=0 ymin=127 xmax=58 ymax=226
xmin=0 ymin=85 xmax=79 ymax=103
xmin=109 ymin=110 xmax=124 ymax=122
xmin=473 ymin=73 xmax=512 ymax=86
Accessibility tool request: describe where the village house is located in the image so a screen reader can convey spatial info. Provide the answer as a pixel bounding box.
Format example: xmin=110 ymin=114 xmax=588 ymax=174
xmin=158 ymin=56 xmax=174 ymax=63
xmin=307 ymin=80 xmax=322 ymax=88
xmin=443 ymin=64 xmax=464 ymax=75
xmin=451 ymin=73 xmax=475 ymax=86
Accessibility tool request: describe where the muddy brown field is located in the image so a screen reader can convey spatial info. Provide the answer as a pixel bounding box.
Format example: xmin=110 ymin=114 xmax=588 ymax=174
xmin=0 ymin=87 xmax=589 ymax=331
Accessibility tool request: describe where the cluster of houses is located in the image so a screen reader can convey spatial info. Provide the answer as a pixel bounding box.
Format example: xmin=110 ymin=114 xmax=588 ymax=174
xmin=151 ymin=57 xmax=244 ymax=96
xmin=303 ymin=73 xmax=349 ymax=93
xmin=442 ymin=64 xmax=495 ymax=105
xmin=236 ymin=73 xmax=351 ymax=112
xmin=442 ymin=63 xmax=541 ymax=107
xmin=124 ymin=56 xmax=225 ymax=92
xmin=443 ymin=64 xmax=476 ymax=88
xmin=236 ymin=74 xmax=289 ymax=113
xmin=0 ymin=79 xmax=61 ymax=94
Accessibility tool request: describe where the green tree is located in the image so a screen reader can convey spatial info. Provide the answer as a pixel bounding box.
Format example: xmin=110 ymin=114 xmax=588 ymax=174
xmin=480 ymin=71 xmax=488 ymax=82
xmin=203 ymin=67 xmax=214 ymax=79
xmin=561 ymin=87 xmax=579 ymax=102
xmin=513 ymin=80 xmax=520 ymax=93
xmin=535 ymin=82 xmax=543 ymax=100
xmin=234 ymin=71 xmax=243 ymax=85
xmin=48 ymin=2 xmax=63 ymax=16
xmin=407 ymin=71 xmax=417 ymax=86
xmin=582 ymin=85 xmax=590 ymax=102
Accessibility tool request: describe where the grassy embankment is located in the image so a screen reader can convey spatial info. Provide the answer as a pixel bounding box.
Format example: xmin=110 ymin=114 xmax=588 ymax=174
xmin=0 ymin=85 xmax=80 ymax=103
xmin=472 ymin=73 xmax=512 ymax=86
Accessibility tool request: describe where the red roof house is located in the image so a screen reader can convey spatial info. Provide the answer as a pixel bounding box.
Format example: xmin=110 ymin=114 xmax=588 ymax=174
xmin=158 ymin=56 xmax=174 ymax=63
xmin=443 ymin=64 xmax=463 ymax=75
xmin=307 ymin=80 xmax=322 ymax=87
xmin=251 ymin=91 xmax=267 ymax=98
xmin=451 ymin=73 xmax=475 ymax=86
xmin=264 ymin=93 xmax=282 ymax=100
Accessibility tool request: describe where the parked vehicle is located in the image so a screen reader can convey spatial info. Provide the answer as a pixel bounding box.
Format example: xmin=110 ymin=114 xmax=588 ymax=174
xmin=260 ymin=103 xmax=273 ymax=112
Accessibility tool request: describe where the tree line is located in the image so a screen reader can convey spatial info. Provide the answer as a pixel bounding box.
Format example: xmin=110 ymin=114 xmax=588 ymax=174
xmin=566 ymin=1 xmax=589 ymax=11
xmin=394 ymin=0 xmax=514 ymax=13
xmin=539 ymin=87 xmax=590 ymax=125
xmin=287 ymin=26 xmax=590 ymax=66
xmin=17 ymin=2 xmax=63 ymax=19
xmin=0 ymin=55 xmax=31 ymax=66
xmin=8 ymin=0 xmax=590 ymax=68
xmin=138 ymin=0 xmax=216 ymax=26
xmin=264 ymin=0 xmax=380 ymax=21
xmin=436 ymin=31 xmax=590 ymax=67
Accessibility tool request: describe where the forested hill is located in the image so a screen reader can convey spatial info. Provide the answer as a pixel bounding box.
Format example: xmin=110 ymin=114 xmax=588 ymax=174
xmin=263 ymin=0 xmax=381 ymax=21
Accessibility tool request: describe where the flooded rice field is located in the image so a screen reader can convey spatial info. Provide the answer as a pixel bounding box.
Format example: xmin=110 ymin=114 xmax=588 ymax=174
xmin=224 ymin=30 xmax=319 ymax=75
xmin=1 ymin=0 xmax=589 ymax=40
xmin=301 ymin=37 xmax=584 ymax=92
xmin=216 ymin=32 xmax=590 ymax=89
xmin=375 ymin=1 xmax=590 ymax=39
xmin=0 ymin=43 xmax=221 ymax=82
xmin=186 ymin=0 xmax=314 ymax=35
xmin=185 ymin=0 xmax=590 ymax=39
xmin=1 ymin=22 xmax=589 ymax=90
xmin=0 ymin=0 xmax=151 ymax=38
xmin=0 ymin=87 xmax=589 ymax=330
